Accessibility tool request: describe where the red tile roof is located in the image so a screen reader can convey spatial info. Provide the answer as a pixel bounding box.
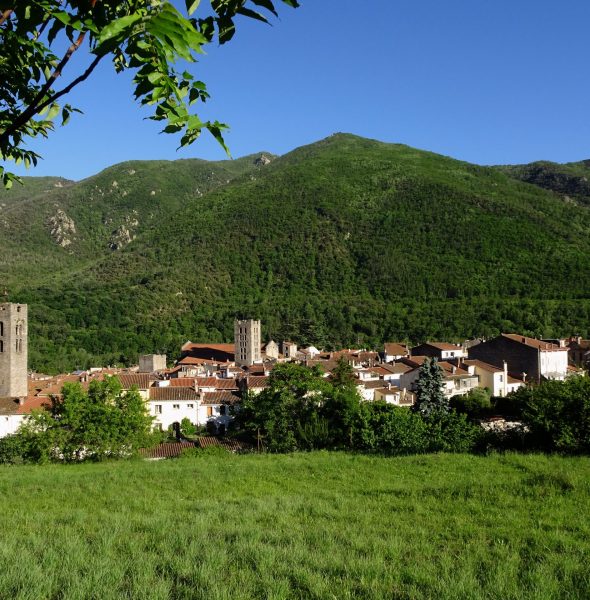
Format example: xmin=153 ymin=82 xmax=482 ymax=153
xmin=181 ymin=342 xmax=235 ymax=353
xmin=169 ymin=378 xmax=197 ymax=387
xmin=201 ymin=391 xmax=241 ymax=405
xmin=197 ymin=437 xmax=253 ymax=452
xmin=149 ymin=387 xmax=200 ymax=401
xmin=139 ymin=442 xmax=196 ymax=459
xmin=119 ymin=373 xmax=154 ymax=390
xmin=382 ymin=363 xmax=412 ymax=375
xmin=357 ymin=380 xmax=388 ymax=390
xmin=463 ymin=359 xmax=503 ymax=373
xmin=383 ymin=343 xmax=409 ymax=356
xmin=215 ymin=379 xmax=239 ymax=390
xmin=245 ymin=376 xmax=269 ymax=388
xmin=180 ymin=343 xmax=235 ymax=363
xmin=502 ymin=334 xmax=564 ymax=351
xmin=0 ymin=396 xmax=51 ymax=415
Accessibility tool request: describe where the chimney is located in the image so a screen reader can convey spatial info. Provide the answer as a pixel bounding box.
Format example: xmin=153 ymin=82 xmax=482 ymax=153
xmin=522 ymin=372 xmax=527 ymax=383
xmin=18 ymin=397 xmax=25 ymax=406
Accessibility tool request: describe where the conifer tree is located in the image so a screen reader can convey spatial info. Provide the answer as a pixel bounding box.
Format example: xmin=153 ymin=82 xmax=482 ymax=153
xmin=413 ymin=357 xmax=449 ymax=417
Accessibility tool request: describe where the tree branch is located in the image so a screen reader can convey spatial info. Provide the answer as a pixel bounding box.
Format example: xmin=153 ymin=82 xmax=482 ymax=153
xmin=0 ymin=9 xmax=13 ymax=26
xmin=36 ymin=54 xmax=103 ymax=114
xmin=1 ymin=30 xmax=87 ymax=143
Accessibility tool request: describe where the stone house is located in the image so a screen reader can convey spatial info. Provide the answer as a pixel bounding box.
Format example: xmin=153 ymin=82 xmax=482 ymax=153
xmin=468 ymin=334 xmax=568 ymax=383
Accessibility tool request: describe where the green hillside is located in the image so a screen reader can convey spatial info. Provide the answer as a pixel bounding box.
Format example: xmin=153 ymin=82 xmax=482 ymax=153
xmin=4 ymin=134 xmax=590 ymax=372
xmin=498 ymin=159 xmax=590 ymax=206
xmin=0 ymin=155 xmax=266 ymax=289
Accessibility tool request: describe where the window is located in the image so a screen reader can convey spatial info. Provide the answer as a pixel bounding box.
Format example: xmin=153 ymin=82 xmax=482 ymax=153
xmin=0 ymin=321 xmax=3 ymax=336
xmin=219 ymin=405 xmax=226 ymax=416
xmin=173 ymin=404 xmax=180 ymax=409
xmin=154 ymin=423 xmax=163 ymax=431
xmin=187 ymin=404 xmax=194 ymax=409
xmin=0 ymin=341 xmax=2 ymax=353
xmin=207 ymin=406 xmax=213 ymax=417
xmin=154 ymin=405 xmax=162 ymax=414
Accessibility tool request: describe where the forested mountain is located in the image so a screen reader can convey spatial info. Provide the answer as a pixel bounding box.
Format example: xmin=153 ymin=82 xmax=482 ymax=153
xmin=497 ymin=159 xmax=590 ymax=206
xmin=3 ymin=134 xmax=590 ymax=373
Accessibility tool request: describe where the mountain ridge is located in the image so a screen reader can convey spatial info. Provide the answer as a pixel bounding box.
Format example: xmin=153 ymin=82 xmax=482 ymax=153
xmin=3 ymin=134 xmax=590 ymax=372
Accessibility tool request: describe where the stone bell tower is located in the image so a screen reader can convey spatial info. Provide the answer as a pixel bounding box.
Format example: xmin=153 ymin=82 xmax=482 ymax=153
xmin=0 ymin=303 xmax=28 ymax=398
xmin=234 ymin=318 xmax=261 ymax=367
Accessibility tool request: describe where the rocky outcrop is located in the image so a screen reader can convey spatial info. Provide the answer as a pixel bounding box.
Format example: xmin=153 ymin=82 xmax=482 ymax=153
xmin=108 ymin=212 xmax=139 ymax=250
xmin=254 ymin=154 xmax=272 ymax=167
xmin=47 ymin=209 xmax=76 ymax=247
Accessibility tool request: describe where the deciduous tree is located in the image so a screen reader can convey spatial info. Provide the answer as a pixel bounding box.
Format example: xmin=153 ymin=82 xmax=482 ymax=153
xmin=14 ymin=376 xmax=155 ymax=462
xmin=0 ymin=0 xmax=299 ymax=187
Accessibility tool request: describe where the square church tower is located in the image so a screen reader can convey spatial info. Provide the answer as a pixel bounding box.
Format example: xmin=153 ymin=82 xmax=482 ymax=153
xmin=234 ymin=319 xmax=261 ymax=367
xmin=0 ymin=303 xmax=28 ymax=398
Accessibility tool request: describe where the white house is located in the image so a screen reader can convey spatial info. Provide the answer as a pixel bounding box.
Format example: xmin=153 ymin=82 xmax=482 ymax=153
xmin=399 ymin=360 xmax=478 ymax=399
xmin=382 ymin=343 xmax=409 ymax=363
xmin=373 ymin=385 xmax=415 ymax=406
xmin=0 ymin=396 xmax=50 ymax=438
xmin=199 ymin=391 xmax=240 ymax=434
xmin=462 ymin=359 xmax=525 ymax=397
xmin=148 ymin=387 xmax=200 ymax=432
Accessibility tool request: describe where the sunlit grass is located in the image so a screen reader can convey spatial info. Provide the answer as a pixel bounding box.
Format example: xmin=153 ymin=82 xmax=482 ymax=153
xmin=0 ymin=452 xmax=588 ymax=599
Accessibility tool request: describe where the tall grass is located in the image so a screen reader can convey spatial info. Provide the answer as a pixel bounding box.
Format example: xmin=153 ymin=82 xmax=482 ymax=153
xmin=0 ymin=452 xmax=588 ymax=599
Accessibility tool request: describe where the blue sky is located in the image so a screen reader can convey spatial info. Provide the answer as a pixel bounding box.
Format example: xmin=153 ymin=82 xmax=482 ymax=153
xmin=7 ymin=0 xmax=590 ymax=180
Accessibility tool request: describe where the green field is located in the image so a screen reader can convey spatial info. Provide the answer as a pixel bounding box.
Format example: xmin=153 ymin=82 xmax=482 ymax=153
xmin=0 ymin=452 xmax=588 ymax=599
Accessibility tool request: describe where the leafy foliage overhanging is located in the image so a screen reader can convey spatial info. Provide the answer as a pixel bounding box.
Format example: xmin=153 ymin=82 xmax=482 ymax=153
xmin=0 ymin=0 xmax=299 ymax=188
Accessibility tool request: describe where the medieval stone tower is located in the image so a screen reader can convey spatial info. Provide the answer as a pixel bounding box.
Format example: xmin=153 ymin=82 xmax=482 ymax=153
xmin=0 ymin=303 xmax=28 ymax=398
xmin=234 ymin=319 xmax=261 ymax=367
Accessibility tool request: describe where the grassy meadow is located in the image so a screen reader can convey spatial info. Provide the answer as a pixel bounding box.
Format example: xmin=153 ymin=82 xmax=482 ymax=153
xmin=0 ymin=452 xmax=588 ymax=599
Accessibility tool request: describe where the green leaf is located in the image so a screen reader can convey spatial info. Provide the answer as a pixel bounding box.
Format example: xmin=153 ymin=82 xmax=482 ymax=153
xmin=47 ymin=103 xmax=60 ymax=121
xmin=206 ymin=121 xmax=230 ymax=157
xmin=96 ymin=14 xmax=142 ymax=47
xmin=251 ymin=0 xmax=279 ymax=17
xmin=237 ymin=7 xmax=270 ymax=24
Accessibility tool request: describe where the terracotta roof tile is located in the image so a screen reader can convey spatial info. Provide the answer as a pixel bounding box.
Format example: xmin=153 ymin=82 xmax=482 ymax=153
xmin=463 ymin=359 xmax=503 ymax=373
xmin=139 ymin=442 xmax=196 ymax=459
xmin=0 ymin=396 xmax=51 ymax=415
xmin=383 ymin=343 xmax=409 ymax=356
xmin=149 ymin=387 xmax=200 ymax=402
xmin=119 ymin=373 xmax=154 ymax=389
xmin=197 ymin=437 xmax=252 ymax=452
xmin=502 ymin=334 xmax=564 ymax=352
xmin=246 ymin=376 xmax=269 ymax=388
xmin=201 ymin=391 xmax=241 ymax=405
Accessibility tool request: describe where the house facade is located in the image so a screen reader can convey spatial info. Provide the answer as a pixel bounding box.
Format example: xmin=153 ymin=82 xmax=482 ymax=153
xmin=468 ymin=334 xmax=568 ymax=383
